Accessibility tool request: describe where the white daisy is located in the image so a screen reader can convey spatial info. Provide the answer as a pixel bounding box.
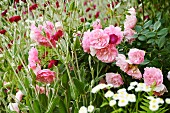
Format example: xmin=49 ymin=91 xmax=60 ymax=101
xmin=149 ymin=103 xmax=159 ymax=111
xmin=127 ymin=94 xmax=136 ymax=102
xmin=87 ymin=105 xmax=94 ymax=112
xmin=130 ymin=81 xmax=138 ymax=86
xmin=109 ymin=100 xmax=116 ymax=106
xmin=105 ymin=91 xmax=114 ymax=98
xmin=79 ymin=106 xmax=88 ymax=113
xmin=118 ymin=98 xmax=128 ymax=107
xmin=165 ymin=98 xmax=170 ymax=104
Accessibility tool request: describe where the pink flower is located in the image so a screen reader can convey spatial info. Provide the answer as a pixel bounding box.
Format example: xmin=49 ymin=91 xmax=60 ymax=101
xmin=116 ymin=54 xmax=129 ymax=72
xmin=15 ymin=90 xmax=24 ymax=102
xmin=9 ymin=16 xmax=21 ymax=23
xmin=8 ymin=103 xmax=19 ymax=113
xmin=124 ymin=28 xmax=136 ymax=43
xmin=128 ymin=48 xmax=145 ymax=64
xmin=82 ymin=30 xmax=91 ymax=53
xmin=126 ymin=66 xmax=142 ymax=79
xmin=36 ymin=85 xmax=45 ymax=94
xmin=106 ymin=73 xmax=124 ymax=88
xmin=48 ymin=60 xmax=58 ymax=69
xmin=90 ymin=29 xmax=110 ymax=49
xmin=143 ymin=67 xmax=163 ymax=86
xmin=104 ymin=25 xmax=123 ymax=45
xmin=92 ymin=19 xmax=102 ymax=29
xmin=96 ymin=44 xmax=118 ymax=63
xmin=128 ymin=7 xmax=136 ymax=15
xmin=36 ymin=69 xmax=56 ymax=83
xmin=124 ymin=15 xmax=137 ymax=29
xmin=153 ymin=84 xmax=168 ymax=96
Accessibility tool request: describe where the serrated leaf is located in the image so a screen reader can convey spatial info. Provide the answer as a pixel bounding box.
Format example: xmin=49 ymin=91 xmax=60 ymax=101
xmin=145 ymin=32 xmax=156 ymax=38
xmin=144 ymin=20 xmax=152 ymax=29
xmin=154 ymin=21 xmax=161 ymax=31
xmin=138 ymin=35 xmax=147 ymax=41
xmin=157 ymin=28 xmax=168 ymax=36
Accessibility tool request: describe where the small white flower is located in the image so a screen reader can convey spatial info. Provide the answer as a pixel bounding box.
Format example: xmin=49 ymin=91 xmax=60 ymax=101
xmin=87 ymin=105 xmax=94 ymax=112
xmin=98 ymin=84 xmax=107 ymax=89
xmin=149 ymin=103 xmax=159 ymax=111
xmin=113 ymin=93 xmax=119 ymax=100
xmin=8 ymin=103 xmax=19 ymax=113
xmin=91 ymin=84 xmax=107 ymax=93
xmin=106 ymin=84 xmax=113 ymax=89
xmin=117 ymin=88 xmax=126 ymax=94
xmin=127 ymin=94 xmax=136 ymax=102
xmin=147 ymin=96 xmax=154 ymax=100
xmin=135 ymin=87 xmax=140 ymax=92
xmin=118 ymin=98 xmax=128 ymax=107
xmin=109 ymin=100 xmax=116 ymax=106
xmin=165 ymin=98 xmax=170 ymax=104
xmin=157 ymin=98 xmax=164 ymax=104
xmin=143 ymin=85 xmax=151 ymax=92
xmin=167 ymin=71 xmax=170 ymax=81
xmin=149 ymin=98 xmax=159 ymax=105
xmin=79 ymin=106 xmax=88 ymax=113
xmin=130 ymin=81 xmax=138 ymax=86
xmin=128 ymin=86 xmax=134 ymax=91
xmin=105 ymin=91 xmax=114 ymax=98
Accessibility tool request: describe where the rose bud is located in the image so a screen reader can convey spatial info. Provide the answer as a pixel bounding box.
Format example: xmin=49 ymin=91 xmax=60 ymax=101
xmin=1 ymin=10 xmax=7 ymax=16
xmin=80 ymin=17 xmax=85 ymax=23
xmin=9 ymin=16 xmax=21 ymax=23
xmin=86 ymin=7 xmax=91 ymax=12
xmin=95 ymin=11 xmax=100 ymax=18
xmin=56 ymin=1 xmax=60 ymax=8
xmin=48 ymin=60 xmax=58 ymax=69
xmin=0 ymin=29 xmax=6 ymax=34
xmin=29 ymin=4 xmax=38 ymax=11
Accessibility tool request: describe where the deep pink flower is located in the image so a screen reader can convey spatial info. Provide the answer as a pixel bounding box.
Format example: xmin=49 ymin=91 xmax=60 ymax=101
xmin=52 ymin=30 xmax=63 ymax=41
xmin=126 ymin=66 xmax=142 ymax=79
xmin=106 ymin=73 xmax=124 ymax=88
xmin=29 ymin=4 xmax=38 ymax=11
xmin=92 ymin=19 xmax=102 ymax=29
xmin=48 ymin=60 xmax=58 ymax=69
xmin=1 ymin=10 xmax=7 ymax=16
xmin=116 ymin=54 xmax=129 ymax=72
xmin=9 ymin=16 xmax=21 ymax=23
xmin=36 ymin=69 xmax=56 ymax=83
xmin=95 ymin=11 xmax=100 ymax=18
xmin=128 ymin=48 xmax=145 ymax=64
xmin=56 ymin=1 xmax=60 ymax=8
xmin=104 ymin=25 xmax=123 ymax=45
xmin=0 ymin=29 xmax=6 ymax=34
xmin=82 ymin=30 xmax=91 ymax=53
xmin=143 ymin=67 xmax=163 ymax=86
xmin=124 ymin=28 xmax=136 ymax=43
xmin=86 ymin=7 xmax=91 ymax=12
xmin=93 ymin=5 xmax=96 ymax=9
xmin=96 ymin=44 xmax=118 ymax=63
xmin=80 ymin=17 xmax=85 ymax=23
xmin=90 ymin=29 xmax=110 ymax=49
xmin=15 ymin=90 xmax=24 ymax=102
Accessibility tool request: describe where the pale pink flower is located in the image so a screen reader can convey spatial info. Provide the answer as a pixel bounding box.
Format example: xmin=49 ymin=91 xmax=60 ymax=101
xmin=96 ymin=44 xmax=118 ymax=63
xmin=126 ymin=66 xmax=142 ymax=79
xmin=124 ymin=15 xmax=137 ymax=29
xmin=116 ymin=54 xmax=129 ymax=72
xmin=36 ymin=85 xmax=45 ymax=94
xmin=82 ymin=30 xmax=91 ymax=53
xmin=8 ymin=103 xmax=19 ymax=113
xmin=104 ymin=25 xmax=123 ymax=45
xmin=128 ymin=7 xmax=136 ymax=15
xmin=90 ymin=29 xmax=110 ymax=49
xmin=28 ymin=47 xmax=40 ymax=70
xmin=106 ymin=73 xmax=124 ymax=88
xmin=128 ymin=48 xmax=145 ymax=64
xmin=143 ymin=67 xmax=163 ymax=86
xmin=92 ymin=19 xmax=102 ymax=29
xmin=36 ymin=69 xmax=56 ymax=83
xmin=153 ymin=84 xmax=168 ymax=96
xmin=15 ymin=90 xmax=24 ymax=102
xmin=124 ymin=28 xmax=136 ymax=43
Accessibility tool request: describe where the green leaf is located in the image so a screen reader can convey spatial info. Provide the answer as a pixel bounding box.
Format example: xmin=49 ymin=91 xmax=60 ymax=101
xmin=69 ymin=1 xmax=75 ymax=11
xmin=133 ymin=34 xmax=138 ymax=38
xmin=59 ymin=98 xmax=67 ymax=113
xmin=147 ymin=39 xmax=155 ymax=44
xmin=140 ymin=105 xmax=149 ymax=111
xmin=157 ymin=28 xmax=168 ymax=36
xmin=33 ymin=100 xmax=41 ymax=113
xmin=145 ymin=32 xmax=156 ymax=38
xmin=46 ymin=96 xmax=59 ymax=113
xmin=140 ymin=59 xmax=150 ymax=65
xmin=138 ymin=35 xmax=147 ymax=41
xmin=61 ymin=74 xmax=68 ymax=88
xmin=141 ymin=29 xmax=149 ymax=35
xmin=100 ymin=102 xmax=108 ymax=107
xmin=154 ymin=21 xmax=161 ymax=31
xmin=135 ymin=25 xmax=142 ymax=32
xmin=144 ymin=20 xmax=152 ymax=29
xmin=73 ymin=78 xmax=85 ymax=94
xmin=157 ymin=37 xmax=166 ymax=49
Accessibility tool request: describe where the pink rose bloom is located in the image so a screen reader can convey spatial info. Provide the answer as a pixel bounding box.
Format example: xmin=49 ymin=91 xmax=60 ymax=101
xmin=92 ymin=19 xmax=102 ymax=29
xmin=124 ymin=28 xmax=136 ymax=43
xmin=8 ymin=103 xmax=19 ymax=113
xmin=128 ymin=7 xmax=136 ymax=15
xmin=116 ymin=54 xmax=129 ymax=72
xmin=128 ymin=48 xmax=145 ymax=64
xmin=106 ymin=73 xmax=124 ymax=88
xmin=82 ymin=30 xmax=91 ymax=53
xmin=126 ymin=66 xmax=142 ymax=79
xmin=36 ymin=69 xmax=56 ymax=83
xmin=96 ymin=44 xmax=118 ymax=63
xmin=15 ymin=90 xmax=24 ymax=102
xmin=90 ymin=29 xmax=110 ymax=49
xmin=124 ymin=15 xmax=137 ymax=29
xmin=143 ymin=67 xmax=163 ymax=86
xmin=104 ymin=25 xmax=123 ymax=45
xmin=36 ymin=85 xmax=45 ymax=94
xmin=28 ymin=47 xmax=40 ymax=70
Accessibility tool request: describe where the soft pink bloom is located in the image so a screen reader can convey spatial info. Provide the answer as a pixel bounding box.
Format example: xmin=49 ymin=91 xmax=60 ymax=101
xmin=106 ymin=73 xmax=124 ymax=88
xmin=143 ymin=67 xmax=163 ymax=86
xmin=128 ymin=7 xmax=136 ymax=15
xmin=82 ymin=30 xmax=91 ymax=53
xmin=126 ymin=66 xmax=142 ymax=79
xmin=96 ymin=44 xmax=118 ymax=63
xmin=128 ymin=48 xmax=145 ymax=64
xmin=116 ymin=54 xmax=129 ymax=72
xmin=153 ymin=84 xmax=168 ymax=96
xmin=15 ymin=90 xmax=24 ymax=102
xmin=8 ymin=103 xmax=19 ymax=113
xmin=92 ymin=19 xmax=102 ymax=29
xmin=124 ymin=15 xmax=137 ymax=29
xmin=124 ymin=28 xmax=136 ymax=43
xmin=104 ymin=25 xmax=123 ymax=45
xmin=36 ymin=69 xmax=56 ymax=83
xmin=90 ymin=29 xmax=110 ymax=49
xmin=28 ymin=47 xmax=40 ymax=70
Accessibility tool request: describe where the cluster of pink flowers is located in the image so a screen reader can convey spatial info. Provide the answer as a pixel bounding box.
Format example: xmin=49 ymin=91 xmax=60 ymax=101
xmin=30 ymin=21 xmax=63 ymax=48
xmin=28 ymin=47 xmax=56 ymax=83
xmin=124 ymin=7 xmax=137 ymax=43
xmin=82 ymin=19 xmax=123 ymax=63
xmin=116 ymin=48 xmax=145 ymax=79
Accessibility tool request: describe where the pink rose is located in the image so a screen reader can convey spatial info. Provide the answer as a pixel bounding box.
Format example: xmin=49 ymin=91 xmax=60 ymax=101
xmin=126 ymin=66 xmax=142 ymax=79
xmin=106 ymin=73 xmax=124 ymax=88
xmin=128 ymin=48 xmax=145 ymax=64
xmin=104 ymin=25 xmax=123 ymax=45
xmin=90 ymin=29 xmax=110 ymax=49
xmin=116 ymin=54 xmax=129 ymax=72
xmin=96 ymin=44 xmax=118 ymax=63
xmin=82 ymin=30 xmax=91 ymax=53
xmin=36 ymin=69 xmax=56 ymax=83
xmin=124 ymin=28 xmax=136 ymax=43
xmin=124 ymin=15 xmax=137 ymax=29
xmin=8 ymin=103 xmax=19 ymax=113
xmin=143 ymin=67 xmax=163 ymax=86
xmin=128 ymin=7 xmax=136 ymax=15
xmin=92 ymin=19 xmax=102 ymax=29
xmin=15 ymin=90 xmax=24 ymax=102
